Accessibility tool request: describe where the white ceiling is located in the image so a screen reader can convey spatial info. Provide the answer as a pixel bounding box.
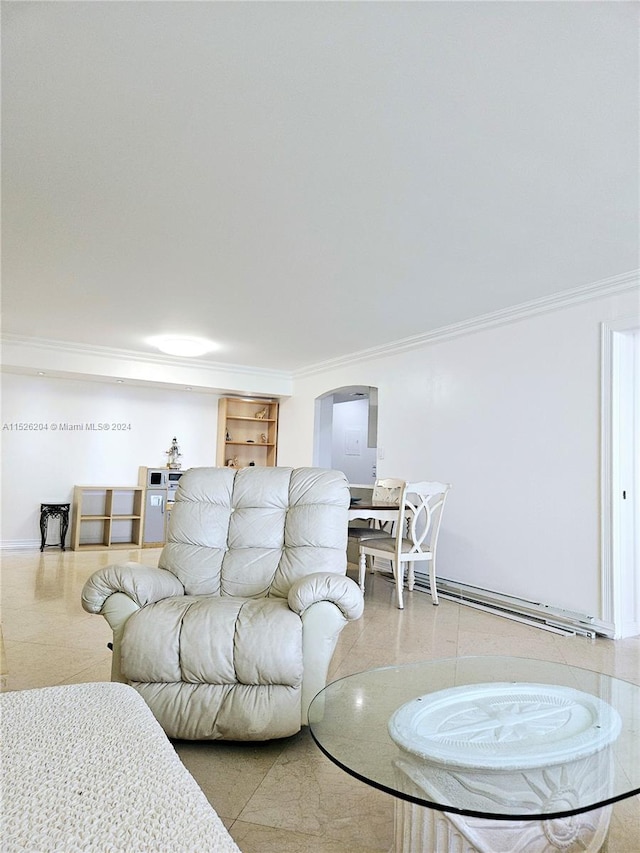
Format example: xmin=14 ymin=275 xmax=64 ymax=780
xmin=2 ymin=1 xmax=638 ymax=374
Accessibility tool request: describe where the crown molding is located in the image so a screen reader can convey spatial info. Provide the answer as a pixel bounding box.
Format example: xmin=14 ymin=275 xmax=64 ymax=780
xmin=294 ymin=269 xmax=640 ymax=379
xmin=0 ymin=334 xmax=293 ymax=397
xmin=2 ymin=271 xmax=638 ymax=386
xmin=0 ymin=334 xmax=291 ymax=381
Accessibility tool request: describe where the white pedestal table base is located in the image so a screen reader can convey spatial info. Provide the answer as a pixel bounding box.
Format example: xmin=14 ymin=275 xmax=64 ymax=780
xmin=393 ymin=799 xmax=612 ymax=853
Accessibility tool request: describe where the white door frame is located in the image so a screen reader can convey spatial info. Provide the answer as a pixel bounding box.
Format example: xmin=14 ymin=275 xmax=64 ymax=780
xmin=601 ymin=316 xmax=639 ymax=638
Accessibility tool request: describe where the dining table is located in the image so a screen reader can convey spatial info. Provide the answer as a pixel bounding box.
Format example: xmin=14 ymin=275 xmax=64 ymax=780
xmin=348 ymin=499 xmax=401 ymax=525
xmin=348 ymin=499 xmax=407 ymax=593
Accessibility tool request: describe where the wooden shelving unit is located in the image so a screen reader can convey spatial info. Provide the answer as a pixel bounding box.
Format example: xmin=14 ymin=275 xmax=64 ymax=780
xmin=71 ymin=486 xmax=144 ymax=550
xmin=216 ymin=397 xmax=279 ymax=468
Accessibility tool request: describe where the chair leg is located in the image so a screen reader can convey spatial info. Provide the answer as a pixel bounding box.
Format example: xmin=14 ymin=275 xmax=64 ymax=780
xmin=429 ymin=560 xmax=439 ymax=605
xmin=407 ymin=561 xmax=415 ymax=591
xmin=394 ymin=561 xmax=404 ymax=609
xmin=358 ymin=552 xmax=367 ymax=595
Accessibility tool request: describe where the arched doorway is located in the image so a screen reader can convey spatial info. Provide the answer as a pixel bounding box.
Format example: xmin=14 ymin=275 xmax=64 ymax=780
xmin=313 ymin=386 xmax=378 ymax=484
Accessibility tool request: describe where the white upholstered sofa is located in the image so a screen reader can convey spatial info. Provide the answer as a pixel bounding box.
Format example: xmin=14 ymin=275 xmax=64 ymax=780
xmin=82 ymin=466 xmax=364 ymax=741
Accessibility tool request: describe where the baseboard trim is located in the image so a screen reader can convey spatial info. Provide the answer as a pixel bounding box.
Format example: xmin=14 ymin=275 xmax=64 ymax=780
xmin=410 ymin=574 xmax=614 ymax=638
xmin=0 ymin=539 xmax=41 ymax=551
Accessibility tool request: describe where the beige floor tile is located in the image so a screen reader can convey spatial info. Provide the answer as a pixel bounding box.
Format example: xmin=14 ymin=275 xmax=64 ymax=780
xmin=58 ymin=659 xmax=112 ymax=685
xmin=174 ymin=736 xmax=292 ymax=821
xmin=229 ymin=819 xmax=384 ymax=852
xmin=237 ymin=729 xmax=393 ymax=850
xmin=456 ymin=603 xmax=540 ymax=633
xmin=2 ymin=638 xmax=111 ymax=691
xmin=1 ymin=546 xmax=639 ymax=850
xmin=2 ymin=604 xmax=110 ymax=646
xmin=0 ymin=625 xmax=7 ymax=689
xmin=608 ymin=795 xmax=640 ymax=853
xmin=558 ymin=635 xmax=640 ymax=683
xmin=455 ymin=626 xmax=568 ymax=661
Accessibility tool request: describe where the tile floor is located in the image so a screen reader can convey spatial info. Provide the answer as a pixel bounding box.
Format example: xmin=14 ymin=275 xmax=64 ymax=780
xmin=1 ymin=547 xmax=639 ymax=851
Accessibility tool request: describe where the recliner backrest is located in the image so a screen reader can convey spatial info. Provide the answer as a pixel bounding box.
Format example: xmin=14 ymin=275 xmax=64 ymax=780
xmin=158 ymin=467 xmax=350 ymax=598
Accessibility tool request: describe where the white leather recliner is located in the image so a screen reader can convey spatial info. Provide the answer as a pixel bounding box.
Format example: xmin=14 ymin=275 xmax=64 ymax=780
xmin=81 ymin=467 xmax=363 ymax=741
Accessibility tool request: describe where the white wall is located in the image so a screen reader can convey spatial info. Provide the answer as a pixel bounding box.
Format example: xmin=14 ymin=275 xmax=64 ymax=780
xmin=0 ymin=374 xmax=219 ymax=546
xmin=314 ymin=395 xmax=334 ymax=469
xmin=278 ymin=289 xmax=640 ymax=622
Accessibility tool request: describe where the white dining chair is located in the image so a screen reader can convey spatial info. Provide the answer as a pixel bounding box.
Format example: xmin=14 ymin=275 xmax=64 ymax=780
xmin=358 ymin=481 xmax=451 ymax=609
xmin=348 ymin=477 xmax=405 ymax=551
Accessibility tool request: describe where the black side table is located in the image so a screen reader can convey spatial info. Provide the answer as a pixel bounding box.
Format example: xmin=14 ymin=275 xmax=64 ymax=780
xmin=40 ymin=503 xmax=70 ymax=551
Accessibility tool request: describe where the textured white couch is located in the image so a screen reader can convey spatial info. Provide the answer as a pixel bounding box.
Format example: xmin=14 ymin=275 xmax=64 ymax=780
xmin=0 ymin=682 xmax=240 ymax=853
xmin=82 ymin=466 xmax=364 ymax=740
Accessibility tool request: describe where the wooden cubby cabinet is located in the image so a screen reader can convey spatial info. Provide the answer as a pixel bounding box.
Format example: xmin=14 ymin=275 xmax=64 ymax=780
xmin=216 ymin=397 xmax=279 ymax=468
xmin=71 ymin=485 xmax=144 ymax=550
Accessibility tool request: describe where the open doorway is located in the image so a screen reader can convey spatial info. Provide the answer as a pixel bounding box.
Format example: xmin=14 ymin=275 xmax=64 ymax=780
xmin=313 ymin=386 xmax=378 ymax=484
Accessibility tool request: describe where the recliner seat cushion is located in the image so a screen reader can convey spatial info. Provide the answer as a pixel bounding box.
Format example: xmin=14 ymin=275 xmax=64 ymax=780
xmin=123 ymin=596 xmax=303 ymax=686
xmin=121 ymin=595 xmax=304 ymax=739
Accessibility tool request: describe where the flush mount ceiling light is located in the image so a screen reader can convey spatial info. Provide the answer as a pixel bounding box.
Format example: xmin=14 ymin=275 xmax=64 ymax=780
xmin=147 ymin=335 xmax=219 ymax=358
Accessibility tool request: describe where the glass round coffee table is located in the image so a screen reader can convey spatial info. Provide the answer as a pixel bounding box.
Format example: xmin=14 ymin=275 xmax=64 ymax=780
xmin=308 ymin=656 xmax=640 ymax=853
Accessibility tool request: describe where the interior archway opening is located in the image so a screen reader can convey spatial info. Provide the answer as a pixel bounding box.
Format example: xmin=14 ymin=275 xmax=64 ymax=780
xmin=313 ymin=386 xmax=378 ymax=485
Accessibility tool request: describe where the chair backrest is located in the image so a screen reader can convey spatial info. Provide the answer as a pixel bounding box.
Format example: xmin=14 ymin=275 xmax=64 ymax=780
xmin=396 ymin=481 xmax=451 ymax=559
xmin=371 ymin=477 xmax=405 ymax=504
xmin=159 ymin=466 xmax=350 ymax=598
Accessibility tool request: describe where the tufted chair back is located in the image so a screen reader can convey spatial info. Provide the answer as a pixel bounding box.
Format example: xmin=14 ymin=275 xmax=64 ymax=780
xmin=159 ymin=466 xmax=350 ymax=598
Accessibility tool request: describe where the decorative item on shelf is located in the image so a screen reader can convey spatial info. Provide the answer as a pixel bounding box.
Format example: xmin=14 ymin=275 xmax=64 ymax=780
xmin=216 ymin=397 xmax=279 ymax=469
xmin=226 ymin=456 xmax=239 ymax=468
xmin=165 ymin=437 xmax=182 ymax=469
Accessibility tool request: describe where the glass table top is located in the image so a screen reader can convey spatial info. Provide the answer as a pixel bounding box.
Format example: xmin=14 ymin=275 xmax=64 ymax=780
xmin=308 ymin=656 xmax=640 ymax=821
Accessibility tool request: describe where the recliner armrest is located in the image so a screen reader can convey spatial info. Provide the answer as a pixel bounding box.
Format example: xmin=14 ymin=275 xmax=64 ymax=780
xmin=81 ymin=562 xmax=185 ymax=614
xmin=288 ymin=573 xmax=364 ymax=621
